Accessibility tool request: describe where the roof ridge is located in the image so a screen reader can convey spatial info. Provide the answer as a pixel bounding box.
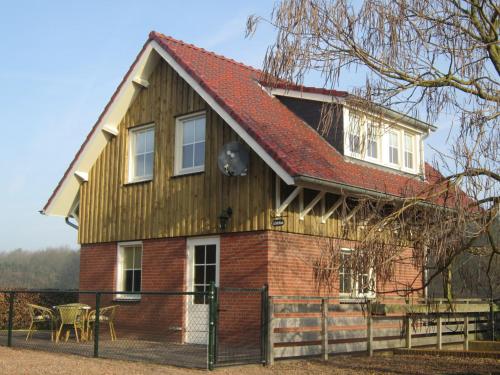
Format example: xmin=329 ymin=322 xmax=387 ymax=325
xmin=150 ymin=31 xmax=262 ymax=74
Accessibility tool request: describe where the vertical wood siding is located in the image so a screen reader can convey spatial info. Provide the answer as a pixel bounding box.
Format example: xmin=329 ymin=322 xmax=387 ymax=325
xmin=79 ymin=60 xmax=343 ymax=244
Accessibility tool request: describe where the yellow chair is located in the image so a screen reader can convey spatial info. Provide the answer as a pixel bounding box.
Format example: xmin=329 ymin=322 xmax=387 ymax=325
xmin=87 ymin=305 xmax=118 ymax=341
xmin=55 ymin=305 xmax=86 ymax=343
xmin=26 ymin=304 xmax=56 ymax=341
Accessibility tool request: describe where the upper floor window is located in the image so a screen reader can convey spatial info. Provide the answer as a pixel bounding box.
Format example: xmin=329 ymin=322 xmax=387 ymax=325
xmin=129 ymin=124 xmax=154 ymax=182
xmin=116 ymin=243 xmax=142 ymax=299
xmin=366 ymin=125 xmax=379 ymax=159
xmin=388 ymin=130 xmax=399 ymax=165
xmin=404 ymin=133 xmax=414 ymax=170
xmin=347 ymin=117 xmax=362 ymax=155
xmin=175 ymin=112 xmax=206 ymax=175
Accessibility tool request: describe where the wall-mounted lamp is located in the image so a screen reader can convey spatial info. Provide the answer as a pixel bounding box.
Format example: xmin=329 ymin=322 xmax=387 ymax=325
xmin=218 ymin=207 xmax=233 ymax=231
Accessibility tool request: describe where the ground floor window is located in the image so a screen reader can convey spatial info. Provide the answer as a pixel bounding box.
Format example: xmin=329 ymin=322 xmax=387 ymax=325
xmin=116 ymin=242 xmax=142 ymax=299
xmin=339 ymin=248 xmax=375 ymax=299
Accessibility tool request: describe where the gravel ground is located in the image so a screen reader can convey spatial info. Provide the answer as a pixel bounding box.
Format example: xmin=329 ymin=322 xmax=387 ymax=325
xmin=0 ymin=347 xmax=499 ymax=374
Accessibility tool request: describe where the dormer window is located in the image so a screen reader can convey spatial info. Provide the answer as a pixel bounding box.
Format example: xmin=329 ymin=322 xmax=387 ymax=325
xmin=366 ymin=124 xmax=379 ymax=160
xmin=343 ymin=108 xmax=423 ymax=175
xmin=404 ymin=133 xmax=414 ymax=170
xmin=388 ymin=130 xmax=399 ymax=165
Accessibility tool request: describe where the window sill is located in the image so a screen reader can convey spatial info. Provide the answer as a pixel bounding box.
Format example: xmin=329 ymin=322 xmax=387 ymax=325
xmin=172 ymin=169 xmax=204 ymax=178
xmin=113 ymin=297 xmax=141 ymax=303
xmin=123 ymin=178 xmax=153 ymax=186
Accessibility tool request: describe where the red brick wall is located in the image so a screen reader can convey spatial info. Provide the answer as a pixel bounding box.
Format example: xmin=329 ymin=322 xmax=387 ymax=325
xmin=267 ymin=231 xmax=423 ymax=297
xmin=79 ymin=238 xmax=187 ymax=342
xmin=78 ymin=231 xmax=422 ymax=345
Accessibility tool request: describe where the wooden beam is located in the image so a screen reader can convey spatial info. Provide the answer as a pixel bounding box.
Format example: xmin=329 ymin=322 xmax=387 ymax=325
xmin=275 ymin=175 xmax=281 ymax=212
xmin=74 ymin=171 xmax=88 ymax=183
xmin=132 ymin=76 xmax=149 ymax=88
xmin=102 ymin=124 xmax=119 ymax=137
xmin=321 ymin=195 xmax=344 ymax=223
xmin=343 ymin=201 xmax=364 ymax=223
xmin=300 ymin=191 xmax=325 ymax=220
xmin=276 ymin=187 xmax=302 ymax=216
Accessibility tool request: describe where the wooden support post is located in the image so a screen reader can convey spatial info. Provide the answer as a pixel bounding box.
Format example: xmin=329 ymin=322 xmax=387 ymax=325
xmin=267 ymin=297 xmax=274 ymax=366
xmin=367 ymin=300 xmax=373 ymax=356
xmin=321 ymin=298 xmax=329 ymax=361
xmin=463 ymin=315 xmax=469 ymax=351
xmin=437 ymin=315 xmax=443 ymax=350
xmin=405 ymin=315 xmax=412 ymax=349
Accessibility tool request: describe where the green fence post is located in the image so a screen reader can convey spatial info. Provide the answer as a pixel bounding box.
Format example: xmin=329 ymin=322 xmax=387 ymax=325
xmin=93 ymin=292 xmax=101 ymax=358
xmin=490 ymin=300 xmax=495 ymax=341
xmin=208 ymin=282 xmax=217 ymax=370
xmin=260 ymin=284 xmax=269 ymax=365
xmin=7 ymin=292 xmax=15 ymax=347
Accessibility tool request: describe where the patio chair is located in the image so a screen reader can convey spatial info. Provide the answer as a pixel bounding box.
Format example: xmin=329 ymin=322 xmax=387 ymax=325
xmin=55 ymin=305 xmax=86 ymax=343
xmin=87 ymin=305 xmax=118 ymax=341
xmin=26 ymin=304 xmax=56 ymax=341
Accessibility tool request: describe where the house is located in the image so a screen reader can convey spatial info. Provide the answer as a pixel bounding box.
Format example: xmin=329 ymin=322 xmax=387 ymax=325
xmin=42 ymin=31 xmax=440 ymax=343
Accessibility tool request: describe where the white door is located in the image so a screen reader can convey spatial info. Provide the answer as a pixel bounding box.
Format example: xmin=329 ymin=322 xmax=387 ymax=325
xmin=185 ymin=237 xmax=219 ymax=344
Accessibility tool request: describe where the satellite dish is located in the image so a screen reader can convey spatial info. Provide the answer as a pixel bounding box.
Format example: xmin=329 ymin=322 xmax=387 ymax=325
xmin=217 ymin=141 xmax=249 ymax=176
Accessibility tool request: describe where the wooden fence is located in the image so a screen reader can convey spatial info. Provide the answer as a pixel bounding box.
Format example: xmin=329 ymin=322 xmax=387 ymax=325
xmin=267 ymin=296 xmax=498 ymax=364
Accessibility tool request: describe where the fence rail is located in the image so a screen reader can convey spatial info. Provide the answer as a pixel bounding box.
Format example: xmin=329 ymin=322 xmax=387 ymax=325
xmin=267 ymin=296 xmax=499 ymax=364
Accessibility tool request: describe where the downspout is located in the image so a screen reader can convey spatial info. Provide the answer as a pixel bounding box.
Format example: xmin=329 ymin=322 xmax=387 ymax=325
xmin=65 ymin=217 xmax=79 ymax=230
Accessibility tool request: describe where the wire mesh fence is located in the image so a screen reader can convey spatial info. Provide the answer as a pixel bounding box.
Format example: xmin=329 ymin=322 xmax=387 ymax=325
xmin=0 ymin=286 xmax=268 ymax=369
xmin=0 ymin=290 xmax=211 ymax=368
xmin=215 ymin=286 xmax=267 ymax=366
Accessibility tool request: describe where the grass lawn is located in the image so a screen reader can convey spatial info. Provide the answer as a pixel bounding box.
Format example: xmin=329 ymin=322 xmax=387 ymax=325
xmin=0 ymin=347 xmax=499 ymax=374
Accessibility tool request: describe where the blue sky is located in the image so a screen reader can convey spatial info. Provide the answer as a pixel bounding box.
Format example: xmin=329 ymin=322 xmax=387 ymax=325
xmin=0 ymin=1 xmax=453 ymax=251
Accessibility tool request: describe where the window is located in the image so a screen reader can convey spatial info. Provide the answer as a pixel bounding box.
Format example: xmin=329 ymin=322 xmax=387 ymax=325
xmin=129 ymin=124 xmax=154 ymax=182
xmin=388 ymin=130 xmax=399 ymax=165
xmin=366 ymin=125 xmax=378 ymax=159
xmin=116 ymin=243 xmax=142 ymax=299
xmin=404 ymin=133 xmax=414 ymax=169
xmin=193 ymin=244 xmax=216 ymax=304
xmin=175 ymin=113 xmax=206 ymax=175
xmin=339 ymin=249 xmax=375 ymax=298
xmin=339 ymin=250 xmax=353 ymax=294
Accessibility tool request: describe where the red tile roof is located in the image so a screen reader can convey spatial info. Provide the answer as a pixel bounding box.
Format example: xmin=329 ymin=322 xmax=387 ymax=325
xmin=44 ymin=32 xmax=456 ymax=213
xmin=150 ymin=32 xmax=447 ymax=201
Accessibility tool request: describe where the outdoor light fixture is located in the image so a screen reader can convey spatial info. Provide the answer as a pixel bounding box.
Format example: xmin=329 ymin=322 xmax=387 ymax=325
xmin=218 ymin=207 xmax=233 ymax=230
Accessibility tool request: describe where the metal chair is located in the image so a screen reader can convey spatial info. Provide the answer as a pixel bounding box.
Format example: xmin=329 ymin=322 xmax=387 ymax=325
xmin=87 ymin=305 xmax=118 ymax=341
xmin=55 ymin=305 xmax=86 ymax=343
xmin=26 ymin=304 xmax=56 ymax=341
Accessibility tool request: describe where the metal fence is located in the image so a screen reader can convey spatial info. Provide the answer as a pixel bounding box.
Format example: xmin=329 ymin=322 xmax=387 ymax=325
xmin=0 ymin=285 xmax=269 ymax=370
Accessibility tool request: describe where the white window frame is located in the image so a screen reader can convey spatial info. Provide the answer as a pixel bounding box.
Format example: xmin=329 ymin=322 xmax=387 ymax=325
xmin=116 ymin=241 xmax=143 ymax=300
xmin=339 ymin=248 xmax=376 ymax=299
xmin=403 ymin=132 xmax=416 ymax=172
xmin=174 ymin=111 xmax=206 ymax=176
xmin=388 ymin=129 xmax=400 ymax=166
xmin=343 ymin=107 xmax=423 ymax=175
xmin=365 ymin=122 xmax=380 ymax=162
xmin=345 ymin=113 xmax=363 ymax=158
xmin=128 ymin=123 xmax=155 ymax=183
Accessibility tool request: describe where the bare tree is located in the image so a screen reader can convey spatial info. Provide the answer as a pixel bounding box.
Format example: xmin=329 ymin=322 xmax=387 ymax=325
xmin=248 ymin=0 xmax=499 ymax=298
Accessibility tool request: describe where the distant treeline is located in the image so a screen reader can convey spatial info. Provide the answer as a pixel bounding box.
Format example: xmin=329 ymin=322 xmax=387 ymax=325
xmin=0 ymin=247 xmax=79 ymax=289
